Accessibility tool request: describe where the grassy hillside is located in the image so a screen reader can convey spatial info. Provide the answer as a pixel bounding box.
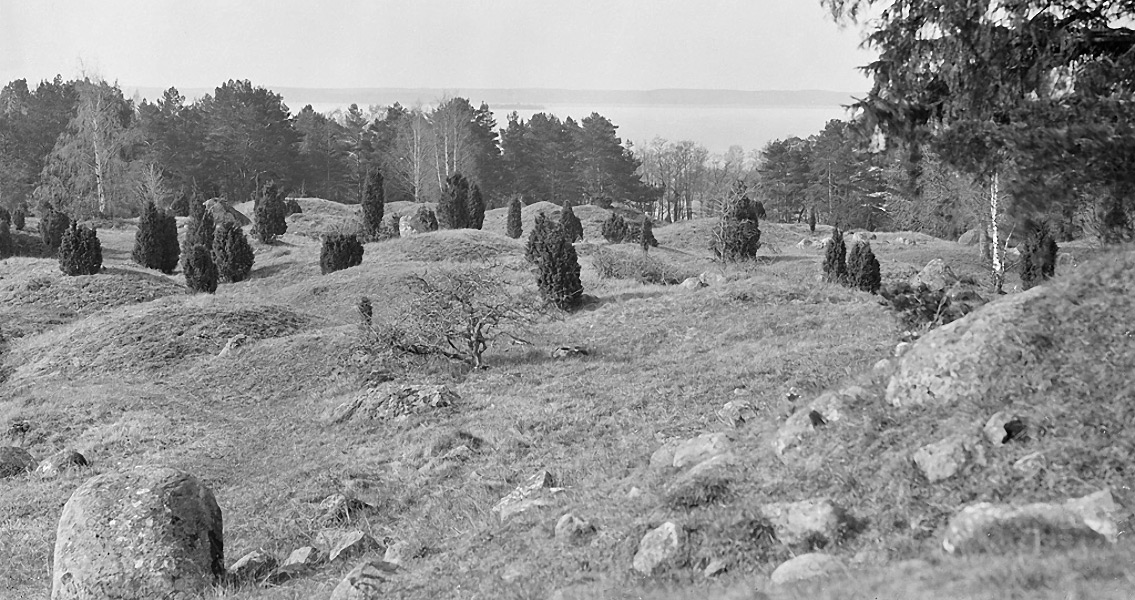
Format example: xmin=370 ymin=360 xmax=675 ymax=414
xmin=0 ymin=203 xmax=1129 ymax=600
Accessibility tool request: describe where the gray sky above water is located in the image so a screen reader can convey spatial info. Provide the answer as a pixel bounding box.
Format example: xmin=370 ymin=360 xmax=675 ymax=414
xmin=1 ymin=0 xmax=876 ymax=94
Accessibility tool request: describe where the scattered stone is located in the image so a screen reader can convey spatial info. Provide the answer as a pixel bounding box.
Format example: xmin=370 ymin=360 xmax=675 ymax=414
xmin=0 ymin=446 xmax=37 ymax=477
xmin=775 ymin=391 xmax=846 ymax=456
xmin=399 ymin=209 xmax=434 ymax=236
xmin=554 ymin=513 xmax=596 ymax=544
xmin=317 ymin=493 xmax=373 ymax=527
xmin=316 ymin=529 xmax=381 ymax=563
xmin=913 ymin=435 xmax=976 ymax=483
xmin=770 ymin=553 xmax=845 ymax=585
xmin=679 ymin=277 xmax=706 ymax=290
xmin=325 ymin=383 xmax=459 ymax=424
xmin=957 ymin=229 xmax=980 ymax=245
xmin=329 ymin=559 xmax=399 ymax=600
xmin=627 ymin=487 xmax=644 ymax=500
xmin=699 ymin=272 xmax=727 ymax=286
xmin=35 ymin=449 xmax=88 ymax=477
xmin=910 ymin=258 xmax=958 ymax=291
xmin=796 ymin=238 xmax=815 ymax=248
xmin=227 ymin=550 xmax=277 ymax=583
xmin=491 ymin=470 xmax=564 ymax=523
xmin=894 ymin=341 xmax=910 ymax=357
xmin=632 ymin=522 xmax=685 ymax=575
xmin=703 ymin=557 xmax=728 ymax=578
xmin=672 ymin=432 xmax=731 ymax=469
xmin=382 ymin=541 xmax=410 ymax=566
xmin=51 ymin=466 xmax=225 ymax=600
xmin=204 ymin=198 xmax=250 ymax=227
xmin=718 ymin=399 xmax=757 ymax=428
xmin=760 ymin=498 xmax=842 ymax=546
xmin=282 ymin=546 xmax=322 ymax=568
xmin=685 ymin=452 xmax=736 ymax=478
xmin=982 ymin=411 xmax=1024 ymax=447
xmin=942 ymin=489 xmax=1122 ymax=554
xmin=872 ymin=359 xmax=892 ymax=377
xmin=648 ymin=439 xmax=681 ymax=471
xmin=217 ymin=333 xmax=248 ymax=357
xmin=1012 ymin=451 xmax=1045 ymax=474
xmin=551 ymin=345 xmax=589 ymax=359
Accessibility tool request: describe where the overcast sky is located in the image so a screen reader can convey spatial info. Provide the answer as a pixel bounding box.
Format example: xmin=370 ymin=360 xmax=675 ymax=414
xmin=0 ymin=0 xmax=876 ymax=93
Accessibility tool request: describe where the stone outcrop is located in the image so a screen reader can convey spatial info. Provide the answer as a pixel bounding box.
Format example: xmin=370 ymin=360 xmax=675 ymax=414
xmin=913 ymin=435 xmax=980 ymax=483
xmin=775 ymin=386 xmax=865 ymax=456
xmin=325 ymin=384 xmax=459 ymax=424
xmin=760 ymin=498 xmax=842 ymax=546
xmin=672 ymin=433 xmax=731 ymax=469
xmin=770 ymin=553 xmax=845 ymax=585
xmin=632 ymin=522 xmax=685 ymax=575
xmin=329 ymin=559 xmax=399 ymax=600
xmin=943 ymin=490 xmax=1122 ymax=554
xmin=491 ymin=470 xmax=564 ymax=523
xmin=910 ymin=258 xmax=957 ymax=291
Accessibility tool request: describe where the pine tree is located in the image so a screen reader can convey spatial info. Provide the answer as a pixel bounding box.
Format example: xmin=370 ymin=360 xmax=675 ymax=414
xmin=601 ymin=212 xmax=628 ymax=243
xmin=170 ymin=193 xmax=191 ymax=217
xmin=808 ymin=206 xmax=817 ymax=233
xmin=711 ymin=192 xmax=762 ymax=261
xmin=846 ymin=242 xmax=881 ymax=293
xmin=184 ymin=245 xmax=218 ymax=293
xmin=0 ymin=220 xmax=12 ymax=259
xmin=506 ymin=197 xmax=523 ymax=239
xmin=1099 ymin=196 xmax=1133 ymax=245
xmin=362 ymin=170 xmax=385 ymax=238
xmin=39 ymin=208 xmax=71 ymax=250
xmin=320 ymin=233 xmax=364 ymax=274
xmin=0 ymin=207 xmax=9 ymax=226
xmin=822 ymin=227 xmax=847 ymax=284
xmin=133 ymin=201 xmax=180 ymax=273
xmin=561 ymin=201 xmax=584 ymax=243
xmin=1020 ymin=223 xmax=1058 ymax=290
xmin=532 ymin=218 xmax=583 ymax=310
xmin=526 ymin=212 xmax=557 ymax=263
xmin=640 ymin=218 xmax=655 ymax=254
xmin=182 ymin=199 xmax=215 ymax=271
xmin=212 ymin=221 xmax=255 ymax=283
xmin=13 ymin=208 xmax=25 ymax=231
xmin=252 ymin=181 xmax=288 ymax=244
xmin=438 ymin=173 xmax=471 ymax=229
xmin=58 ymin=223 xmax=102 ymax=276
xmin=467 ymin=184 xmax=486 ymax=230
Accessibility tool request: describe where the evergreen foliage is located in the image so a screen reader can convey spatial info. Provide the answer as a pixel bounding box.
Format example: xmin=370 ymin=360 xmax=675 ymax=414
xmin=846 ymin=242 xmax=881 ymax=294
xmin=183 ymin=244 xmax=218 ymax=293
xmin=39 ymin=208 xmax=71 ymax=250
xmin=414 ymin=205 xmax=439 ymax=232
xmin=624 ymin=217 xmax=659 ymax=248
xmin=133 ymin=201 xmax=180 ymax=273
xmin=601 ymin=212 xmax=628 ymax=243
xmin=170 ymin=193 xmax=191 ymax=217
xmin=822 ymin=227 xmax=847 ymax=284
xmin=284 ymin=198 xmax=302 ymax=215
xmin=525 ymin=212 xmax=557 ymax=263
xmin=711 ymin=192 xmax=762 ymax=261
xmin=182 ymin=199 xmax=215 ymax=270
xmin=320 ymin=233 xmax=364 ymax=274
xmin=639 ymin=218 xmax=655 ymax=253
xmin=362 ymin=170 xmax=385 ymax=237
xmin=560 ymin=201 xmax=584 ymax=242
xmin=0 ymin=207 xmax=9 ymax=225
xmin=808 ymin=207 xmax=817 ymax=233
xmin=438 ymin=173 xmax=471 ymax=229
xmin=531 ymin=217 xmax=583 ymax=310
xmin=1099 ymin=196 xmax=1134 ymax=245
xmin=58 ymin=223 xmax=102 ymax=276
xmin=212 ymin=221 xmax=255 ymax=283
xmin=1020 ymin=223 xmax=1058 ymax=290
xmin=506 ymin=197 xmax=523 ymax=239
xmin=467 ymin=185 xmax=486 ymax=230
xmin=0 ymin=220 xmax=12 ymax=258
xmin=13 ymin=208 xmax=25 ymax=231
xmin=252 ymin=180 xmax=288 ymax=243
xmin=387 ymin=214 xmax=401 ymax=237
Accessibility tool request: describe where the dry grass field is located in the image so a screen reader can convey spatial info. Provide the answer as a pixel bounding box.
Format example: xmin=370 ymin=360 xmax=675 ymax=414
xmin=0 ymin=199 xmax=1130 ymax=600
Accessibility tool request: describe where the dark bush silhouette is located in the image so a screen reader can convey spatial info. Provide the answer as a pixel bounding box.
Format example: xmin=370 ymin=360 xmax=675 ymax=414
xmin=624 ymin=217 xmax=659 ymax=248
xmin=39 ymin=209 xmax=71 ymax=250
xmin=170 ymin=193 xmax=191 ymax=217
xmin=0 ymin=207 xmax=9 ymax=226
xmin=1020 ymin=223 xmax=1057 ymax=290
xmin=439 ymin=173 xmax=471 ymax=229
xmin=561 ymin=201 xmax=584 ymax=242
xmin=212 ymin=221 xmax=255 ymax=283
xmin=639 ymin=218 xmax=655 ymax=253
xmin=822 ymin=227 xmax=847 ymax=284
xmin=321 ymin=233 xmax=364 ymax=274
xmin=467 ymin=184 xmax=486 ymax=230
xmin=133 ymin=201 xmax=180 ymax=274
xmin=58 ymin=223 xmax=102 ymax=276
xmin=531 ymin=218 xmax=583 ymax=310
xmin=601 ymin=212 xmax=628 ymax=243
xmin=13 ymin=208 xmax=25 ymax=231
xmin=808 ymin=207 xmax=817 ymax=233
xmin=711 ymin=193 xmax=762 ymax=261
xmin=1099 ymin=196 xmax=1133 ymax=245
xmin=284 ymin=198 xmax=302 ymax=216
xmin=526 ymin=212 xmax=556 ymax=263
xmin=182 ymin=200 xmax=215 ymax=271
xmin=252 ymin=181 xmax=288 ymax=243
xmin=362 ymin=171 xmax=385 ymax=237
xmin=506 ymin=197 xmax=523 ymax=239
xmin=0 ymin=220 xmax=12 ymax=259
xmin=184 ymin=245 xmax=218 ymax=293
xmin=847 ymin=242 xmax=881 ymax=293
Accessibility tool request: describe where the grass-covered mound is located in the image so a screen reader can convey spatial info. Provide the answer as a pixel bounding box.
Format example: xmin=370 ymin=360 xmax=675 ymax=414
xmin=381 ymin=228 xmax=522 ymax=263
xmin=7 ymin=298 xmax=314 ymax=380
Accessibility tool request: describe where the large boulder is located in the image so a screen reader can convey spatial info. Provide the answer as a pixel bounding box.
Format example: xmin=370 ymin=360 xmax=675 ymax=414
xmin=325 ymin=384 xmax=459 ymax=424
xmin=632 ymin=522 xmax=685 ymax=575
xmin=330 ymin=559 xmax=400 ymax=600
xmin=759 ymin=498 xmax=843 ymax=546
xmin=52 ymin=466 xmax=224 ymax=600
xmin=909 ymin=258 xmax=958 ymax=291
xmin=942 ymin=489 xmax=1122 ymax=554
xmin=0 ymin=446 xmax=37 ymax=477
xmin=957 ymin=229 xmax=981 ymax=245
xmin=203 ymin=198 xmax=250 ymax=227
xmin=770 ymin=553 xmax=845 ymax=585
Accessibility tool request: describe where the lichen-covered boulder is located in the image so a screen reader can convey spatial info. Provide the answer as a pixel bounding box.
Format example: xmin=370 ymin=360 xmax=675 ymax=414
xmin=52 ymin=466 xmax=224 ymax=600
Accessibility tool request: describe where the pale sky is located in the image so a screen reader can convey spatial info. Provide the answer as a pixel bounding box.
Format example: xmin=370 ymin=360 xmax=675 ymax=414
xmin=0 ymin=0 xmax=875 ymax=93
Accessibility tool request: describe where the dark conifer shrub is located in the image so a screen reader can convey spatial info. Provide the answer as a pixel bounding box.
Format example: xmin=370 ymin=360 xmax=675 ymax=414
xmin=532 ymin=219 xmax=583 ymax=310
xmin=808 ymin=207 xmax=817 ymax=233
xmin=467 ymin=184 xmax=486 ymax=230
xmin=212 ymin=221 xmax=255 ymax=283
xmin=387 ymin=214 xmax=401 ymax=237
xmin=639 ymin=218 xmax=655 ymax=253
xmin=601 ymin=212 xmax=628 ymax=243
xmin=170 ymin=193 xmax=191 ymax=217
xmin=624 ymin=217 xmax=659 ymax=247
xmin=1020 ymin=223 xmax=1058 ymax=290
xmin=285 ymin=198 xmax=302 ymax=216
xmin=847 ymin=242 xmax=881 ymax=293
xmin=711 ymin=193 xmax=762 ymax=261
xmin=506 ymin=197 xmax=523 ymax=239
xmin=0 ymin=220 xmax=12 ymax=259
xmin=13 ymin=207 xmax=25 ymax=231
xmin=561 ymin=201 xmax=584 ymax=243
xmin=362 ymin=171 xmax=385 ymax=237
xmin=753 ymin=201 xmax=767 ymax=221
xmin=0 ymin=207 xmax=9 ymax=225
xmin=252 ymin=181 xmax=288 ymax=243
xmin=822 ymin=227 xmax=847 ymax=284
xmin=415 ymin=206 xmax=438 ymax=232
xmin=1099 ymin=196 xmax=1132 ymax=245
xmin=39 ymin=208 xmax=71 ymax=250
xmin=439 ymin=173 xmax=471 ymax=229
xmin=321 ymin=233 xmax=364 ymax=274
xmin=526 ymin=212 xmax=556 ymax=263
xmin=182 ymin=200 xmax=215 ymax=270
xmin=184 ymin=245 xmax=218 ymax=293
xmin=58 ymin=223 xmax=102 ymax=276
xmin=133 ymin=201 xmax=180 ymax=274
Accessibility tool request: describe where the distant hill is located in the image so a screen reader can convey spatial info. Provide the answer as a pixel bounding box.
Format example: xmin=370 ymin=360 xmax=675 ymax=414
xmin=126 ymin=86 xmax=855 ymax=110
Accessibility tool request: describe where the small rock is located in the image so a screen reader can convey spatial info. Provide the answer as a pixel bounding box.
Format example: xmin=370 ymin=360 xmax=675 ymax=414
xmin=910 ymin=258 xmax=958 ymax=291
xmin=913 ymin=435 xmax=974 ymax=483
xmin=983 ymin=411 xmax=1026 ymax=447
xmin=227 ymin=550 xmax=277 ymax=583
xmin=34 ymin=449 xmax=88 ymax=477
xmin=329 ymin=559 xmax=399 ymax=600
xmin=703 ymin=557 xmax=728 ymax=578
xmin=775 ymin=391 xmax=846 ymax=456
xmin=685 ymin=452 xmax=736 ymax=478
xmin=554 ymin=513 xmax=596 ymax=543
xmin=699 ymin=271 xmax=727 ymax=286
xmin=672 ymin=432 xmax=731 ymax=469
xmin=281 ymin=546 xmax=322 ymax=569
xmin=872 ymin=359 xmax=892 ymax=376
xmin=770 ymin=553 xmax=845 ymax=585
xmin=893 ymin=341 xmax=910 ymax=357
xmin=627 ymin=487 xmax=644 ymax=500
xmin=760 ymin=498 xmax=842 ymax=546
xmin=551 ymin=346 xmax=589 ymax=359
xmin=317 ymin=493 xmax=373 ymax=526
xmin=632 ymin=522 xmax=685 ymax=575
xmin=648 ymin=440 xmax=681 ymax=471
xmin=491 ymin=470 xmax=564 ymax=523
xmin=796 ymin=238 xmax=814 ymax=248
xmin=382 ymin=541 xmax=410 ymax=566
xmin=680 ymin=277 xmax=705 ymax=290
xmin=316 ymin=529 xmax=381 ymax=563
xmin=324 ymin=384 xmax=459 ymax=424
xmin=957 ymin=229 xmax=980 ymax=245
xmin=0 ymin=446 xmax=37 ymax=477
xmin=718 ymin=399 xmax=757 ymax=428
xmin=1012 ymin=451 xmax=1045 ymax=474
xmin=217 ymin=333 xmax=248 ymax=357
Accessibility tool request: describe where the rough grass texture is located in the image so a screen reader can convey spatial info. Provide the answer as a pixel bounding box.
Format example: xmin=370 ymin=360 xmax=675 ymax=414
xmin=0 ymin=197 xmax=1129 ymax=600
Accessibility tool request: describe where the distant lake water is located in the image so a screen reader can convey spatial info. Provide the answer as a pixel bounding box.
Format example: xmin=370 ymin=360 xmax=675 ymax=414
xmin=302 ymin=102 xmax=854 ymax=156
